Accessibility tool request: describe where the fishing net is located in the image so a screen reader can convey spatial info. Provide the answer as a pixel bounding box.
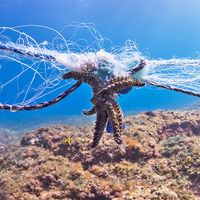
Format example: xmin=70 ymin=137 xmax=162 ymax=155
xmin=0 ymin=23 xmax=199 ymax=111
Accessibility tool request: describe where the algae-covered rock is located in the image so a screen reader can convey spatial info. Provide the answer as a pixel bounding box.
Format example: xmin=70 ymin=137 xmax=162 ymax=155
xmin=0 ymin=110 xmax=200 ymax=199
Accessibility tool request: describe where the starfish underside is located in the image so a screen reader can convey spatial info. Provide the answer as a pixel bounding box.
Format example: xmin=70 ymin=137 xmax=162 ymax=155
xmin=63 ymin=71 xmax=145 ymax=148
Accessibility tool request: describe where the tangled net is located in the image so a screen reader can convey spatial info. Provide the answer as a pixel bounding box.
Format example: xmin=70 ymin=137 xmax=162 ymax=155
xmin=0 ymin=23 xmax=199 ymax=111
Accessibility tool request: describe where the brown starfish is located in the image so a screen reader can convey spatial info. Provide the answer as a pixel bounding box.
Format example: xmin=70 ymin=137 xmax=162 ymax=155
xmin=63 ymin=71 xmax=145 ymax=148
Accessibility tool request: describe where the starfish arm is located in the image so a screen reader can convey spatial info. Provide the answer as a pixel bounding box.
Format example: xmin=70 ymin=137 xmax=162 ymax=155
xmin=83 ymin=106 xmax=96 ymax=115
xmin=113 ymin=101 xmax=124 ymax=131
xmin=105 ymin=102 xmax=123 ymax=145
xmin=63 ymin=71 xmax=102 ymax=91
xmin=129 ymin=59 xmax=147 ymax=75
xmin=0 ymin=81 xmax=82 ymax=111
xmin=106 ymin=76 xmax=129 ymax=85
xmin=98 ymin=77 xmax=145 ymax=96
xmin=91 ymin=110 xmax=108 ymax=148
xmin=107 ymin=76 xmax=145 ymax=87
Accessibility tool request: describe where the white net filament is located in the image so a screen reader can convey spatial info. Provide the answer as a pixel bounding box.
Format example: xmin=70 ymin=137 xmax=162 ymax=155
xmin=0 ymin=23 xmax=199 ymax=108
xmin=139 ymin=59 xmax=200 ymax=95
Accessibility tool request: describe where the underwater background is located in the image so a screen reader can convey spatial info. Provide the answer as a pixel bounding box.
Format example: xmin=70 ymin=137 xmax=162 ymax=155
xmin=0 ymin=0 xmax=199 ymax=131
xmin=0 ymin=1 xmax=200 ymax=199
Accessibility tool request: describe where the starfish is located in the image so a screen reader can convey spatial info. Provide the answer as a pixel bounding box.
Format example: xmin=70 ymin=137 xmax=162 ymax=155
xmin=63 ymin=71 xmax=145 ymax=148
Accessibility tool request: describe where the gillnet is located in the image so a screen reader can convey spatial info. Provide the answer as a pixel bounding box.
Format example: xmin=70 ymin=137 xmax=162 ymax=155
xmin=137 ymin=59 xmax=200 ymax=97
xmin=0 ymin=23 xmax=108 ymax=107
xmin=0 ymin=23 xmax=199 ymax=112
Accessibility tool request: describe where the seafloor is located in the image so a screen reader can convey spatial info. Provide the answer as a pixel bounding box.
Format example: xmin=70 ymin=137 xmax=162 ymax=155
xmin=0 ymin=110 xmax=200 ymax=200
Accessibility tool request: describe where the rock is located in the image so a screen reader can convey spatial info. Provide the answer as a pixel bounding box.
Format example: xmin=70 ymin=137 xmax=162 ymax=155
xmin=0 ymin=110 xmax=200 ymax=199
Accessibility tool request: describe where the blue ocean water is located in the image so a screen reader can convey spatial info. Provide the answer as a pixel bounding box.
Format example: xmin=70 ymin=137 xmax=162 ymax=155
xmin=0 ymin=0 xmax=199 ymax=130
